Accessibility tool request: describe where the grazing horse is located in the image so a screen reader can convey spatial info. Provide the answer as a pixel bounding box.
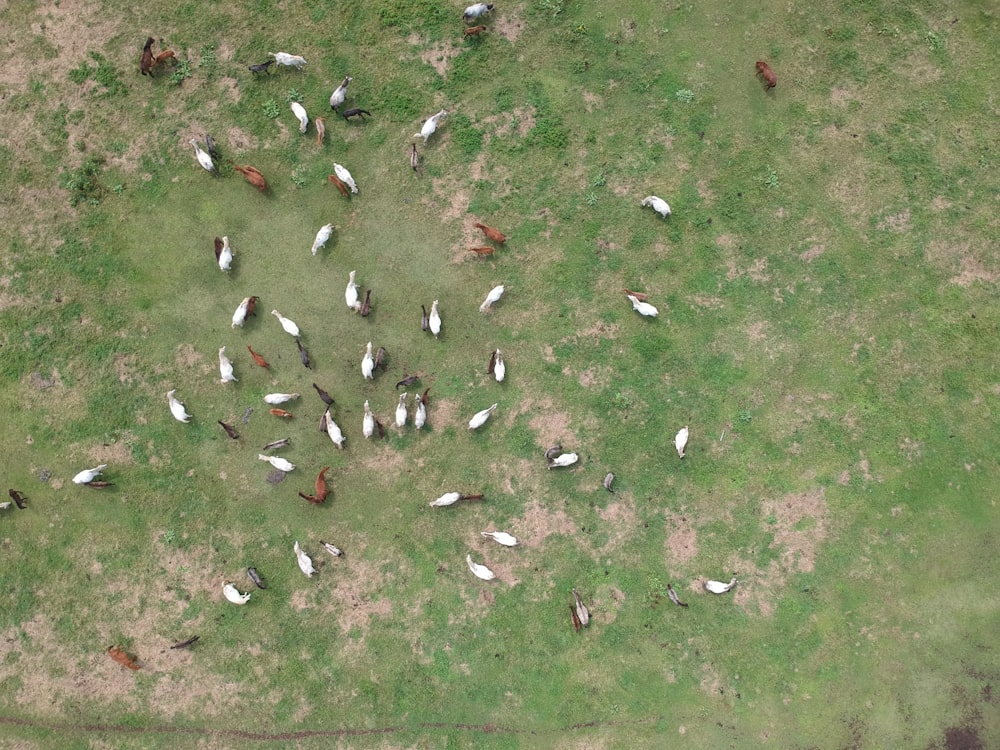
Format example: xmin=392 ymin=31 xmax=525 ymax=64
xmin=312 ymin=383 xmax=334 ymax=405
xmin=469 ymin=246 xmax=494 ymax=256
xmin=463 ymin=25 xmax=487 ymax=37
xmin=204 ymin=133 xmax=220 ymax=159
xmin=108 ymin=645 xmax=140 ymax=670
xmin=756 ymin=60 xmax=777 ymax=89
xmin=232 ymin=163 xmax=267 ymax=191
xmin=296 ymin=338 xmax=311 ymax=368
xmin=218 ymin=420 xmax=239 ymax=439
xmin=249 ymin=60 xmax=274 ymax=74
xmin=328 ymin=174 xmax=349 ymax=197
xmin=314 ymin=466 xmax=330 ymax=501
xmin=570 ymin=605 xmax=582 ymax=632
xmin=140 ymin=37 xmax=154 ymax=76
xmin=315 ymin=117 xmax=326 ymax=145
xmin=342 ymin=108 xmax=372 ymax=121
xmin=410 ymin=143 xmax=419 ymax=172
xmin=270 ymin=52 xmax=307 ymax=70
xmin=152 ymin=49 xmax=176 ymax=69
xmin=329 ymin=75 xmax=352 ymax=110
xmin=473 ymin=222 xmax=506 ymax=244
xmin=463 ymin=3 xmax=494 ymax=22
xmin=269 ymin=408 xmax=293 ymax=418
xmin=247 ymin=345 xmax=269 ymax=368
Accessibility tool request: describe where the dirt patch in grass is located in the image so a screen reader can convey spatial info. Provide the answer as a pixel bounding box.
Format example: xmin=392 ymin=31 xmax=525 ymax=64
xmin=429 ymin=396 xmax=459 ymax=429
xmin=925 ymin=239 xmax=999 ymax=287
xmin=411 ymin=35 xmax=463 ymax=77
xmin=87 ymin=437 xmax=136 ymax=466
xmin=582 ymin=90 xmax=603 ymax=112
xmin=425 ymin=176 xmax=470 ymax=220
xmin=359 ymin=444 xmax=406 ymax=478
xmin=492 ymin=6 xmax=526 ymax=43
xmin=575 ymin=366 xmax=612 ymax=388
xmin=480 ymin=107 xmax=536 ymax=144
xmin=113 ymin=353 xmax=139 ymax=383
xmin=217 ymin=76 xmax=240 ymax=104
xmin=489 ymin=458 xmax=536 ymax=495
xmin=1 ymin=615 xmax=140 ymax=717
xmin=800 ymin=244 xmax=825 ymax=262
xmin=525 ymin=398 xmax=578 ymax=448
xmin=512 ymin=499 xmax=577 ymax=549
xmin=761 ymin=489 xmax=828 ymax=573
xmin=227 ymin=126 xmax=259 ymax=153
xmin=688 ymin=294 xmax=725 ymax=309
xmin=663 ymin=510 xmax=698 ymax=571
xmin=730 ymin=488 xmax=829 ymax=617
xmin=877 ymin=208 xmax=911 ymax=233
xmin=830 ymin=87 xmax=854 ymax=105
xmin=324 ymin=557 xmax=393 ymax=637
xmin=174 ymin=343 xmax=204 ymax=369
xmin=596 ymin=492 xmax=639 ymax=551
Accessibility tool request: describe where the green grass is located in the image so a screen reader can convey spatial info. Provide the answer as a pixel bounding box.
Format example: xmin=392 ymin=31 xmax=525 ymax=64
xmin=0 ymin=0 xmax=998 ymax=747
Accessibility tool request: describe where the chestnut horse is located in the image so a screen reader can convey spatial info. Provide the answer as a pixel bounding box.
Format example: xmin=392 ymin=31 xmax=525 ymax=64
xmin=756 ymin=60 xmax=777 ymax=89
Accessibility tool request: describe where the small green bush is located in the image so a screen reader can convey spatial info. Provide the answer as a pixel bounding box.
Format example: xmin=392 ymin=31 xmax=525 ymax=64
xmin=59 ymin=155 xmax=105 ymax=206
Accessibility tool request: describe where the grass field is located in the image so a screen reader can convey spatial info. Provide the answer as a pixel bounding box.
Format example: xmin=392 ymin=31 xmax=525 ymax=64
xmin=1 ymin=0 xmax=998 ymax=747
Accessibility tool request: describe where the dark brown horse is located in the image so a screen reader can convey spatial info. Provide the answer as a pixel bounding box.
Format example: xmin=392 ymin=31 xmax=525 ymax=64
xmin=140 ymin=37 xmax=155 ymax=76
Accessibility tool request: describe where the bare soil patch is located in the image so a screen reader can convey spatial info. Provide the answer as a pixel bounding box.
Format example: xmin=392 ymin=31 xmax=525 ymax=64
xmin=412 ymin=36 xmax=463 ymax=77
xmin=525 ymin=398 xmax=577 ymax=448
xmin=926 ymin=239 xmax=999 ymax=287
xmin=174 ymin=343 xmax=204 ymax=369
xmin=596 ymin=493 xmax=639 ymax=551
xmin=761 ymin=489 xmax=828 ymax=574
xmin=492 ymin=6 xmax=526 ymax=43
xmin=0 ymin=615 xmax=140 ymax=717
xmin=800 ymin=244 xmax=825 ymax=262
xmin=424 ymin=176 xmax=470 ymax=220
xmin=663 ymin=510 xmax=698 ymax=571
xmin=512 ymin=499 xmax=578 ymax=549
xmin=730 ymin=488 xmax=829 ymax=617
xmin=877 ymin=208 xmax=911 ymax=232
xmin=86 ymin=437 xmax=136 ymax=466
xmin=325 ymin=557 xmax=393 ymax=637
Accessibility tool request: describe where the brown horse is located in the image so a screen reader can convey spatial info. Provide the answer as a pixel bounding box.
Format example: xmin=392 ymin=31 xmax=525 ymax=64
xmin=328 ymin=174 xmax=349 ymax=197
xmin=473 ymin=222 xmax=506 ymax=244
xmin=232 ymin=164 xmax=267 ymax=191
xmin=314 ymin=467 xmax=330 ymax=502
xmin=247 ymin=345 xmax=269 ymax=368
xmin=140 ymin=37 xmax=155 ymax=76
xmin=756 ymin=60 xmax=777 ymax=89
xmin=463 ymin=25 xmax=487 ymax=37
xmin=269 ymin=408 xmax=293 ymax=418
xmin=469 ymin=246 xmax=494 ymax=256
xmin=622 ymin=288 xmax=649 ymax=302
xmin=152 ymin=49 xmax=176 ymax=69
xmin=108 ymin=645 xmax=140 ymax=670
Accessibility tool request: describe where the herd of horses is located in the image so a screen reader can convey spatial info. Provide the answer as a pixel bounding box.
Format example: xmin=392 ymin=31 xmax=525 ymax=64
xmin=100 ymin=6 xmax=778 ymax=668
